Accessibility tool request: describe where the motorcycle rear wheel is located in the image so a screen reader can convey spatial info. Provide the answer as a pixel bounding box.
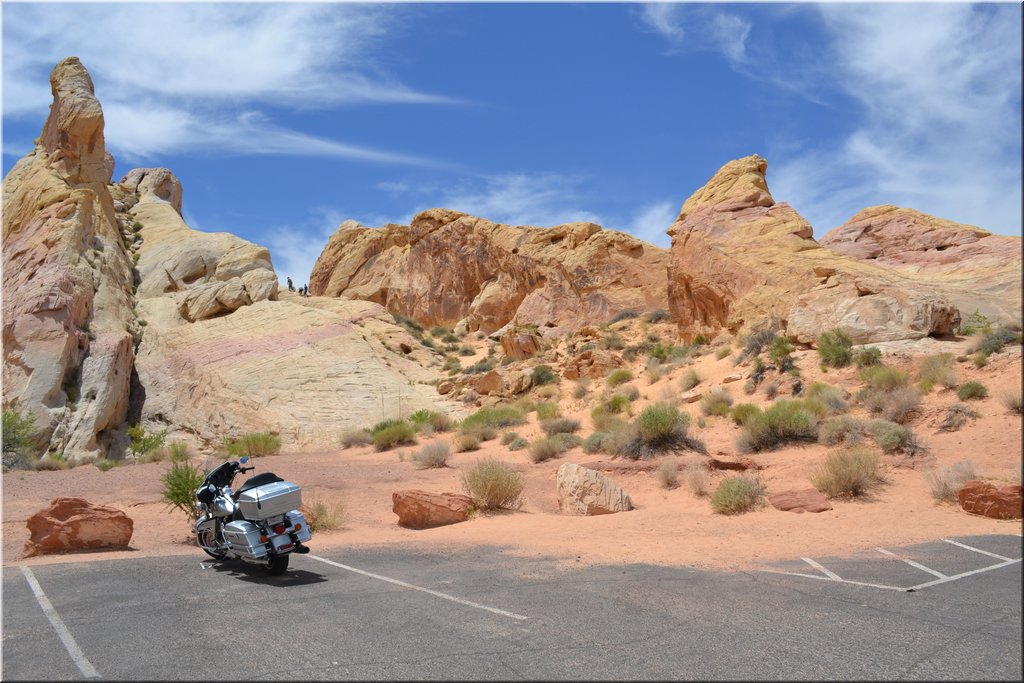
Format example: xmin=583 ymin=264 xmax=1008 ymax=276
xmin=264 ymin=555 xmax=290 ymax=576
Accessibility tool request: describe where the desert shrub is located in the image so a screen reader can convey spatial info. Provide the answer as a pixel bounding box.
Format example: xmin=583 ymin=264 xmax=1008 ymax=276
xmin=582 ymin=432 xmax=607 ymax=454
xmin=408 ymin=409 xmax=433 ymax=425
xmin=713 ymin=345 xmax=730 ymax=361
xmin=681 ymin=368 xmax=701 ymax=391
xmin=742 ymin=328 xmax=776 ymax=359
xmin=916 ymin=353 xmax=957 ymax=393
xmin=501 ymin=431 xmax=520 ymax=446
xmin=531 ymin=364 xmax=558 ymax=386
xmin=600 ymin=333 xmax=626 ymax=350
xmin=862 ymin=386 xmax=921 ymax=424
xmin=226 ymin=431 xmax=281 ymax=458
xmin=166 ymin=441 xmax=191 ymax=462
xmin=1000 ymin=390 xmax=1023 ymax=415
xmin=341 ymin=429 xmax=373 ymax=448
xmin=811 ymin=446 xmax=880 ymax=498
xmin=866 ymin=419 xmax=915 ymax=454
xmin=429 ymin=412 xmax=455 ymax=433
xmin=957 ymin=381 xmax=988 ymax=401
xmin=535 ymin=401 xmax=561 ymax=420
xmin=764 ymin=380 xmax=780 ymax=399
xmin=805 ymin=382 xmax=848 ymax=415
xmin=818 ymin=415 xmax=866 ymax=446
xmin=972 ymin=352 xmax=989 ymax=368
xmin=508 ymin=437 xmax=528 ymax=451
xmin=572 ymin=379 xmax=591 ymax=400
xmin=619 ymin=384 xmax=640 ymax=402
xmin=300 ymin=494 xmax=345 ymax=532
xmin=700 ymin=387 xmax=733 ymax=417
xmin=528 ymin=436 xmax=565 ymax=463
xmin=939 ymin=403 xmax=979 ymax=432
xmin=731 ymin=403 xmax=762 ymax=426
xmin=465 ymin=358 xmax=496 ymax=374
xmin=442 ymin=333 xmax=459 ymax=344
xmin=958 ymin=310 xmax=994 ymax=336
xmin=978 ymin=326 xmax=1021 ymax=356
xmin=854 ymin=346 xmax=883 ymax=368
xmin=738 ymin=399 xmax=819 ymax=452
xmin=373 ymin=423 xmax=417 ymax=451
xmin=392 ymin=313 xmax=424 ymax=336
xmin=683 ymin=463 xmax=710 ymax=497
xmin=657 ymin=461 xmax=679 ymax=489
xmin=768 ymin=336 xmax=795 ymax=371
xmin=535 ymin=385 xmax=561 ymax=400
xmin=370 ymin=418 xmax=406 ymax=435
xmin=463 ymin=423 xmax=497 ymax=442
xmin=162 ymin=460 xmax=204 ymax=524
xmin=542 ymin=418 xmax=581 ymax=436
xmin=453 ymin=433 xmax=481 ymax=452
xmin=818 ymin=328 xmax=853 ymax=368
xmin=924 ymin=460 xmax=977 ymax=502
xmin=413 ymin=442 xmax=451 ymax=469
xmin=602 ymin=393 xmax=631 ymax=415
xmin=458 ymin=344 xmax=475 ymax=357
xmin=461 ymin=458 xmax=525 ymax=510
xmin=645 ymin=309 xmax=672 ymax=324
xmin=600 ymin=425 xmax=635 ymax=456
xmin=551 ymin=433 xmax=582 ymax=450
xmin=32 ymin=456 xmax=72 ymax=471
xmin=129 ymin=424 xmax=167 ymax=460
xmin=591 ymin=405 xmax=629 ymax=432
xmin=461 ymin=406 xmax=527 ymax=431
xmin=860 ymin=366 xmax=910 ymax=391
xmin=606 ymin=368 xmax=633 ymax=387
xmin=2 ymin=409 xmax=37 ymax=461
xmin=620 ymin=403 xmax=706 ymax=459
xmin=443 ymin=356 xmax=462 ymax=373
xmin=710 ymin=475 xmax=765 ymax=514
xmin=645 ymin=358 xmax=666 ymax=383
xmin=608 ymin=309 xmax=640 ymax=325
xmin=95 ymin=459 xmax=118 ymax=472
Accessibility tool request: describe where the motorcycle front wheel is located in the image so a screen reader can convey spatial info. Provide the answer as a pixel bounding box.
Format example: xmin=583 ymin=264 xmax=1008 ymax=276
xmin=264 ymin=555 xmax=290 ymax=576
xmin=197 ymin=523 xmax=227 ymax=560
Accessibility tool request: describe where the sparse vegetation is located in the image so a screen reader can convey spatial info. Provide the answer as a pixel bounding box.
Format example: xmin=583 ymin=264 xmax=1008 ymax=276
xmin=608 ymin=309 xmax=640 ymax=325
xmin=461 ymin=458 xmax=525 ymax=510
xmin=741 ymin=328 xmax=776 ymax=360
xmin=657 ymin=460 xmax=679 ymax=489
xmin=804 ymin=382 xmax=848 ymax=415
xmin=700 ymin=387 xmax=733 ymax=417
xmin=225 ymin=431 xmax=281 ymax=458
xmin=710 ymin=475 xmax=765 ymax=515
xmin=606 ymin=368 xmax=633 ymax=387
xmin=811 ymin=446 xmax=880 ymax=498
xmin=768 ymin=336 xmax=795 ymax=371
xmin=731 ymin=403 xmax=762 ymax=426
xmin=95 ymin=459 xmax=118 ymax=472
xmin=684 ymin=463 xmax=710 ymax=497
xmin=2 ymin=408 xmax=37 ymax=467
xmin=129 ymin=425 xmax=167 ymax=460
xmin=535 ymin=401 xmax=561 ymax=420
xmin=976 ymin=325 xmax=1021 ymax=356
xmin=738 ymin=399 xmax=819 ymax=452
xmin=1000 ymin=390 xmax=1023 ymax=415
xmin=854 ymin=346 xmax=882 ymax=368
xmin=573 ymin=379 xmax=590 ymax=400
xmin=501 ymin=431 xmax=520 ymax=446
xmin=507 ymin=436 xmax=528 ymax=451
xmin=341 ymin=430 xmax=373 ymax=449
xmin=582 ymin=432 xmax=607 ymax=454
xmin=531 ymin=364 xmax=558 ymax=386
xmin=818 ymin=415 xmax=866 ymax=446
xmin=528 ymin=436 xmax=565 ymax=463
xmin=412 ymin=442 xmax=451 ymax=469
xmin=300 ymin=494 xmax=345 ymax=531
xmin=681 ymin=368 xmax=700 ymax=391
xmin=461 ymin=406 xmax=527 ymax=432
xmin=373 ymin=422 xmax=417 ymax=451
xmin=818 ymin=328 xmax=853 ymax=368
xmin=866 ymin=419 xmax=918 ymax=454
xmin=924 ymin=460 xmax=977 ymax=502
xmin=600 ymin=333 xmax=626 ymax=350
xmin=957 ymin=381 xmax=988 ymax=401
xmin=645 ymin=309 xmax=672 ymax=324
xmin=453 ymin=432 xmax=481 ymax=452
xmin=619 ymin=403 xmax=707 ymax=459
xmin=916 ymin=353 xmax=957 ymax=393
xmin=161 ymin=460 xmax=204 ymax=524
xmin=542 ymin=418 xmax=581 ymax=436
xmin=939 ymin=403 xmax=979 ymax=432
xmin=715 ymin=345 xmax=732 ymax=360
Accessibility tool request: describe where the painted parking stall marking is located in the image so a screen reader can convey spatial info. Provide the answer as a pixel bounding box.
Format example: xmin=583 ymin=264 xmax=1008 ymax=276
xmin=20 ymin=566 xmax=101 ymax=679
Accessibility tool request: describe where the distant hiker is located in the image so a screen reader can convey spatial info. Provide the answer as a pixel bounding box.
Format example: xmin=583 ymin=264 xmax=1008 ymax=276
xmin=302 ymin=284 xmax=308 ymax=297
xmin=287 ymin=277 xmax=294 ymax=292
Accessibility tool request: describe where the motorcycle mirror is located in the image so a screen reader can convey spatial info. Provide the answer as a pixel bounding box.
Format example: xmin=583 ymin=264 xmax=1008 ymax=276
xmin=240 ymin=456 xmax=249 ymax=465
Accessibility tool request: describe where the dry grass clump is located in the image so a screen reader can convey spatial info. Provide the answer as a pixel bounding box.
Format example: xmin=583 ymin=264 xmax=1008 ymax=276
xmin=461 ymin=406 xmax=527 ymax=431
xmin=738 ymin=399 xmax=819 ymax=453
xmin=700 ymin=387 xmax=733 ymax=417
xmin=956 ymin=381 xmax=988 ymax=401
xmin=500 ymin=431 xmax=520 ymax=446
xmin=710 ymin=475 xmax=764 ymax=514
xmin=804 ymin=382 xmax=848 ymax=415
xmin=923 ymin=460 xmax=977 ymax=502
xmin=572 ymin=379 xmax=591 ymax=400
xmin=32 ymin=456 xmax=73 ymax=471
xmin=1000 ymin=390 xmax=1023 ymax=415
xmin=528 ymin=436 xmax=568 ymax=463
xmin=811 ymin=446 xmax=880 ymax=498
xmin=461 ymin=458 xmax=525 ymax=510
xmin=535 ymin=402 xmax=561 ymax=420
xmin=590 ymin=405 xmax=629 ymax=432
xmin=372 ymin=422 xmax=417 ymax=452
xmin=300 ymin=494 xmax=345 ymax=532
xmin=541 ymin=418 xmax=581 ymax=436
xmin=226 ymin=431 xmax=281 ymax=457
xmin=818 ymin=415 xmax=866 ymax=446
xmin=606 ymin=368 xmax=633 ymax=387
xmin=853 ymin=346 xmax=882 ymax=368
xmin=657 ymin=460 xmax=679 ymax=489
xmin=916 ymin=353 xmax=957 ymax=393
xmin=681 ymin=368 xmax=701 ymax=391
xmin=939 ymin=403 xmax=979 ymax=432
xmin=866 ymin=419 xmax=921 ymax=454
xmin=731 ymin=403 xmax=762 ymax=426
xmin=412 ymin=441 xmax=451 ymax=469
xmin=683 ymin=462 xmax=710 ymax=497
xmin=861 ymin=384 xmax=921 ymax=424
xmin=453 ymin=432 xmax=481 ymax=452
xmin=341 ymin=429 xmax=373 ymax=449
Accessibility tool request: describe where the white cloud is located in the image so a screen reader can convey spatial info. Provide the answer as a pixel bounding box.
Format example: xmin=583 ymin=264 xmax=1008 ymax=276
xmin=260 ymin=208 xmax=349 ymax=289
xmin=436 ymin=173 xmax=605 ymax=227
xmin=626 ymin=201 xmax=678 ymax=248
xmin=771 ymin=4 xmax=1022 ymax=236
xmin=2 ymin=3 xmax=458 ymax=165
xmin=638 ymin=3 xmax=752 ymax=65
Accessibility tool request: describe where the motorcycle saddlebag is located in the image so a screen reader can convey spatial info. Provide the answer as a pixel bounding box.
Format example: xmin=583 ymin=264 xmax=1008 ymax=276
xmin=237 ymin=481 xmax=302 ymax=520
xmin=222 ymin=520 xmax=268 ymax=560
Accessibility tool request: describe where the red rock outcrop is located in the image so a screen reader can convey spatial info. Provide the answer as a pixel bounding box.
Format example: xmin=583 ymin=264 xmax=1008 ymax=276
xmin=392 ymin=490 xmax=475 ymax=529
xmin=821 ymin=206 xmax=1022 ymax=325
xmin=957 ymin=480 xmax=1022 ymax=520
xmin=23 ymin=497 xmax=133 ymax=557
xmin=666 ymin=155 xmax=961 ymax=344
xmin=309 ymin=211 xmax=669 ymax=336
xmin=768 ymin=489 xmax=833 ymax=513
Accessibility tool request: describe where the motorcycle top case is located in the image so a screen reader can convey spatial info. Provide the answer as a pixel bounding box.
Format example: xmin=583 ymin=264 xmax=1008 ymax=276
xmin=237 ymin=480 xmax=302 ymax=520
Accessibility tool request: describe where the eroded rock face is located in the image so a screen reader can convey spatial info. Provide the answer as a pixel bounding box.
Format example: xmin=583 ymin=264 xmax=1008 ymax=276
xmin=310 ymin=211 xmax=669 ymax=336
xmin=23 ymin=497 xmax=133 ymax=557
xmin=392 ymin=490 xmax=475 ymax=529
xmin=666 ymin=155 xmax=961 ymax=344
xmin=2 ymin=57 xmax=138 ymax=462
xmin=957 ymin=480 xmax=1022 ymax=520
xmin=821 ymin=206 xmax=1022 ymax=325
xmin=556 ymin=463 xmax=633 ymax=515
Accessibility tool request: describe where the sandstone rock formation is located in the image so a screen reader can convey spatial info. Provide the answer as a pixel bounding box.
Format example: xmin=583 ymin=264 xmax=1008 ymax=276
xmin=3 ymin=57 xmax=138 ymax=461
xmin=767 ymin=489 xmax=832 ymax=513
xmin=23 ymin=497 xmax=133 ymax=557
xmin=392 ymin=489 xmax=475 ymax=529
xmin=667 ymin=155 xmax=961 ymax=344
xmin=957 ymin=480 xmax=1022 ymax=520
xmin=309 ymin=211 xmax=669 ymax=336
xmin=821 ymin=206 xmax=1022 ymax=325
xmin=556 ymin=463 xmax=633 ymax=515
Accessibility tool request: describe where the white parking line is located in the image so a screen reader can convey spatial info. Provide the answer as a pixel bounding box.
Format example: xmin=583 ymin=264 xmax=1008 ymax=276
xmin=802 ymin=557 xmax=842 ymax=581
xmin=306 ymin=554 xmax=529 ymax=621
xmin=944 ymin=538 xmax=1013 ymax=562
xmin=906 ymin=558 xmax=1023 ymax=592
xmin=875 ymin=547 xmax=948 ymax=579
xmin=20 ymin=566 xmax=100 ymax=679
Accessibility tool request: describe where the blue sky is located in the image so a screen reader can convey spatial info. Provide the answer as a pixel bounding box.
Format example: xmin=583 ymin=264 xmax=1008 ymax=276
xmin=3 ymin=2 xmax=1021 ymax=288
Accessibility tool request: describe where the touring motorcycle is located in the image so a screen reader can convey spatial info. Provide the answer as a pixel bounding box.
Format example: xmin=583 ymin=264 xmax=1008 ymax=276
xmin=193 ymin=456 xmax=312 ymax=575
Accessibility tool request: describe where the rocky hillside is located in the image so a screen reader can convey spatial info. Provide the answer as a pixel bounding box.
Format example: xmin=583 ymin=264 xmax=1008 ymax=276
xmin=309 ymin=209 xmax=669 ymax=337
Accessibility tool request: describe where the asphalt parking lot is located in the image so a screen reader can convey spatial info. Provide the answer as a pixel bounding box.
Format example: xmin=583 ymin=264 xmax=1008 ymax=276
xmin=2 ymin=534 xmax=1020 ymax=680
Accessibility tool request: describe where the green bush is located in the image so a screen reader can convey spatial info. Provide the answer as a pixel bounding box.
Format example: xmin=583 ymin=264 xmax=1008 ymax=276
xmin=957 ymin=381 xmax=988 ymax=401
xmin=590 ymin=405 xmax=628 ymax=432
xmin=657 ymin=461 xmax=679 ymax=489
xmin=461 ymin=406 xmax=527 ymax=432
xmin=768 ymin=336 xmax=795 ymax=370
xmin=916 ymin=353 xmax=957 ymax=393
xmin=606 ymin=368 xmax=633 ymax=387
xmin=508 ymin=437 xmax=528 ymax=451
xmin=602 ymin=394 xmax=631 ymax=415
xmin=619 ymin=403 xmax=706 ymax=459
xmin=818 ymin=329 xmax=853 ymax=368
xmin=700 ymin=387 xmax=733 ymax=417
xmin=742 ymin=328 xmax=776 ymax=359
xmin=978 ymin=326 xmax=1021 ymax=356
xmin=370 ymin=418 xmax=406 ymax=435
xmin=129 ymin=424 xmax=167 ymax=460
xmin=535 ymin=401 xmax=561 ymax=420
xmin=731 ymin=403 xmax=762 ymax=426
xmin=2 ymin=408 xmax=37 ymax=465
xmin=804 ymin=382 xmax=848 ymax=414
xmin=866 ymin=420 xmax=915 ymax=454
xmin=542 ymin=418 xmax=581 ymax=436
xmin=412 ymin=442 xmax=451 ymax=469
xmin=600 ymin=333 xmax=626 ymax=350
xmin=818 ymin=415 xmax=866 ymax=446
xmin=373 ymin=423 xmax=417 ymax=451
xmin=710 ymin=475 xmax=765 ymax=515
xmin=95 ymin=459 xmax=118 ymax=472
xmin=500 ymin=431 xmax=520 ymax=446
xmin=465 ymin=358 xmax=496 ymax=374
xmin=581 ymin=432 xmax=606 ymax=453
xmin=225 ymin=431 xmax=281 ymax=458
xmin=924 ymin=460 xmax=976 ymax=502
xmin=531 ymin=364 xmax=558 ymax=386
xmin=1000 ymin=390 xmax=1023 ymax=415
xmin=854 ymin=346 xmax=882 ymax=368
xmin=738 ymin=399 xmax=819 ymax=452
xmin=461 ymin=458 xmax=525 ymax=510
xmin=811 ymin=446 xmax=880 ymax=498
xmin=341 ymin=429 xmax=373 ymax=448
xmin=859 ymin=366 xmax=910 ymax=391
xmin=162 ymin=460 xmax=205 ymax=524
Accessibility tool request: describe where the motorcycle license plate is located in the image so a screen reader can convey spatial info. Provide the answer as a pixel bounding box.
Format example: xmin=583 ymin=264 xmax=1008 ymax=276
xmin=270 ymin=534 xmax=294 ymax=552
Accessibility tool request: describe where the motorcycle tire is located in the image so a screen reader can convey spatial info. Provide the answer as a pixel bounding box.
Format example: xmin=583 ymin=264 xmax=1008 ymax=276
xmin=264 ymin=555 xmax=290 ymax=576
xmin=196 ymin=525 xmax=227 ymax=560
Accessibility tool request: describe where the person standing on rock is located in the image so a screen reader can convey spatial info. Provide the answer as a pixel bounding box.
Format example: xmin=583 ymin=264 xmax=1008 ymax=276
xmin=287 ymin=277 xmax=294 ymax=292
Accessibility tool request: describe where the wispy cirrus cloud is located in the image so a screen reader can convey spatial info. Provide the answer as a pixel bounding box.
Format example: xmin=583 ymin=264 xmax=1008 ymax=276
xmin=3 ymin=3 xmax=458 ymax=165
xmin=638 ymin=3 xmax=752 ymax=65
xmin=432 ymin=173 xmax=605 ymax=228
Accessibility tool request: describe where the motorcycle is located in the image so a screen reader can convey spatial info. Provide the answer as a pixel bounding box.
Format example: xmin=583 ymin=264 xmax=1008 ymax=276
xmin=193 ymin=456 xmax=312 ymax=576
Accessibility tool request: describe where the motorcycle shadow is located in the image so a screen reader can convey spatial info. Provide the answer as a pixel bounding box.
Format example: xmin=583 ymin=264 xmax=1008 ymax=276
xmin=201 ymin=559 xmax=329 ymax=587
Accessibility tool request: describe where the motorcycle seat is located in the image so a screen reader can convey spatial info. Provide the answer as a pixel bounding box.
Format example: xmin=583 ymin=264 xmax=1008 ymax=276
xmin=233 ymin=472 xmax=284 ymax=499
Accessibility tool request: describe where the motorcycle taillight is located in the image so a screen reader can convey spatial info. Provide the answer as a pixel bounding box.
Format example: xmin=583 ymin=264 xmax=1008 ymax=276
xmin=273 ymin=524 xmax=287 ymax=534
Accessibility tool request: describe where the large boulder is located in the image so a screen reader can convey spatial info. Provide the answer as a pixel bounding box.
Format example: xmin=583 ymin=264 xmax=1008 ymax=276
xmin=820 ymin=206 xmax=1022 ymax=325
xmin=556 ymin=463 xmax=633 ymax=515
xmin=23 ymin=497 xmax=133 ymax=557
xmin=392 ymin=490 xmax=475 ymax=529
xmin=957 ymin=480 xmax=1022 ymax=520
xmin=768 ymin=489 xmax=832 ymax=513
xmin=309 ymin=211 xmax=669 ymax=336
xmin=666 ymin=155 xmax=961 ymax=344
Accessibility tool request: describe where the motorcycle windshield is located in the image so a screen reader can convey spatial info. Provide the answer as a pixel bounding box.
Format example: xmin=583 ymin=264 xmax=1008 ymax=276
xmin=204 ymin=461 xmax=235 ymax=488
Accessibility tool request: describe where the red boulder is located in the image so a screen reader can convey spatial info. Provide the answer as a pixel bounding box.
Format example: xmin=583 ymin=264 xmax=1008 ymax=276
xmin=957 ymin=481 xmax=1023 ymax=520
xmin=392 ymin=490 xmax=475 ymax=529
xmin=23 ymin=497 xmax=134 ymax=558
